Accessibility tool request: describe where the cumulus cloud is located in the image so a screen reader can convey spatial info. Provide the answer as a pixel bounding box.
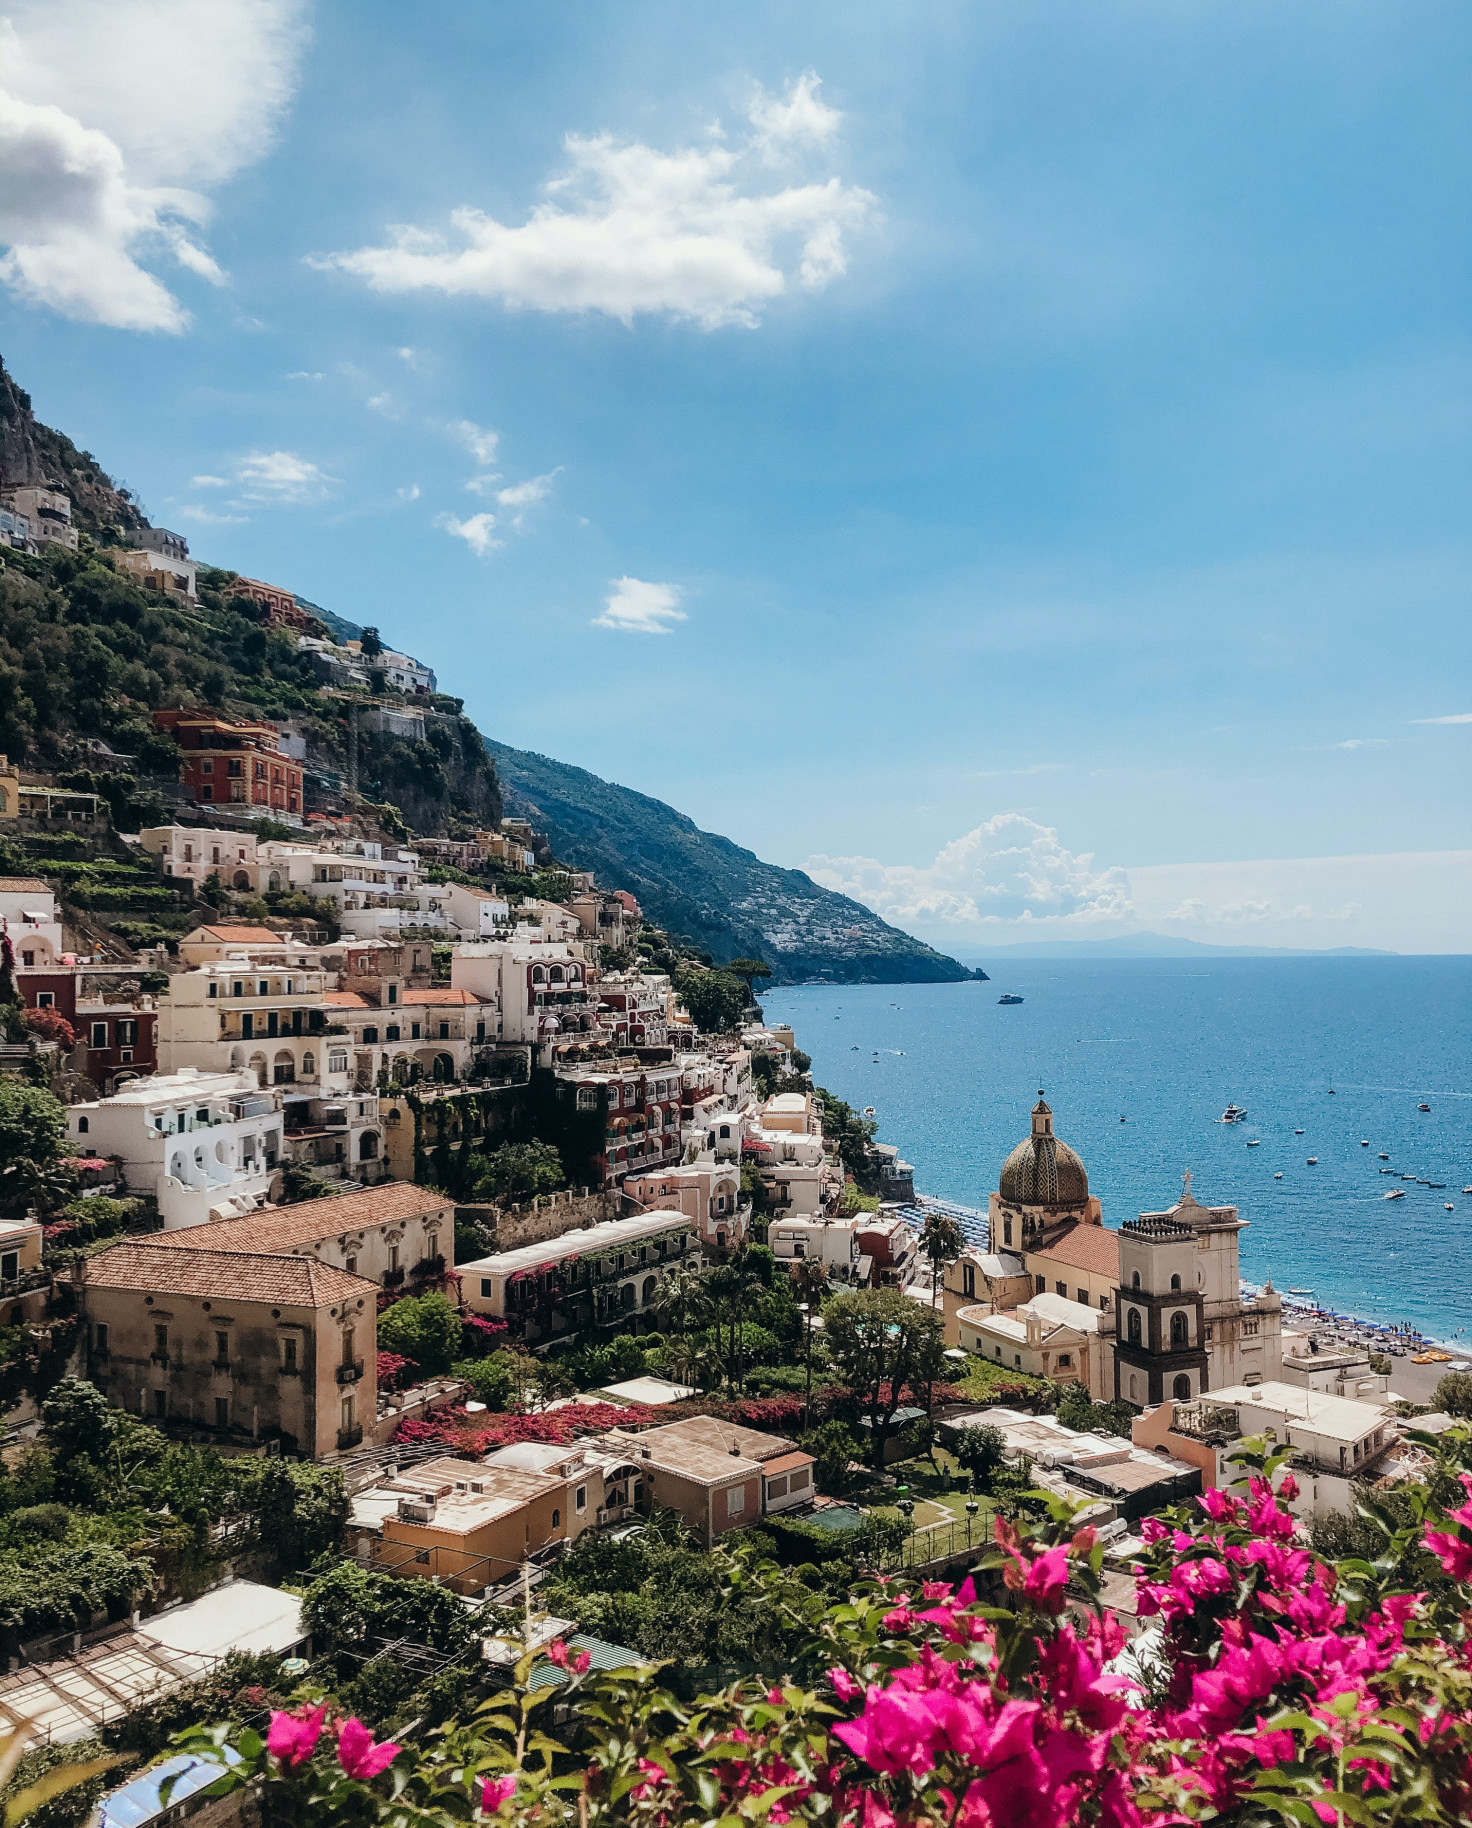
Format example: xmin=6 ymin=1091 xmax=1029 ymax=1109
xmin=594 ymin=577 xmax=686 ymax=634
xmin=1413 ymin=712 xmax=1472 ymax=725
xmin=454 ymin=420 xmax=500 ymax=465
xmin=438 ymin=511 xmax=500 ymax=557
xmin=315 ymin=74 xmax=873 ymax=329
xmin=233 ymin=449 xmax=339 ymax=504
xmin=0 ymin=0 xmax=307 ymax=331
xmin=805 ymin=814 xmax=1134 ymax=928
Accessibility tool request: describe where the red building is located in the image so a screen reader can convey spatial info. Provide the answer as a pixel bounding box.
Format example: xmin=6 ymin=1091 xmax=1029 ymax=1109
xmin=18 ymin=966 xmax=157 ymax=1092
xmin=154 ymin=710 xmax=303 ymax=816
xmin=227 ymin=576 xmax=310 ymax=630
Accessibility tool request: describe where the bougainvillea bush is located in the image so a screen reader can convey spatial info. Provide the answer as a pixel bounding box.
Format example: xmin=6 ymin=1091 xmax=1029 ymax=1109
xmin=173 ymin=1424 xmax=1472 ymax=1825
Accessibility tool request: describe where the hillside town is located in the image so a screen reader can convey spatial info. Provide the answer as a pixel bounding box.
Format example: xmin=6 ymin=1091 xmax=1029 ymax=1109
xmin=0 ymin=491 xmax=1467 ymax=1823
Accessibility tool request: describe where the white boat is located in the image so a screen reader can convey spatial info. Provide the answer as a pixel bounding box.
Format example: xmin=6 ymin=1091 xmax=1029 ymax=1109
xmin=1385 ymin=1190 xmax=1406 ymax=1200
xmin=1246 ymin=1139 xmax=1260 ymax=1147
xmin=1447 ymin=1204 xmax=1456 ymax=1212
xmin=1274 ymin=1172 xmax=1283 ymax=1179
xmin=1307 ymin=1156 xmax=1318 ymax=1165
xmin=1289 ymin=1286 xmax=1314 ymax=1295
xmin=1220 ymin=1104 xmax=1248 ymax=1123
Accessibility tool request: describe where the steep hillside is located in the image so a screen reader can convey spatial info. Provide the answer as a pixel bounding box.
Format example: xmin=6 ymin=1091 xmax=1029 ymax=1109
xmin=0 ymin=359 xmax=145 ymax=538
xmin=485 ymin=739 xmax=974 ymax=985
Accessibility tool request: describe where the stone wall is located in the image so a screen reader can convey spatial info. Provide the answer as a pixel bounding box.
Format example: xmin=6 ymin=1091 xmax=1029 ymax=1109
xmin=456 ymin=1186 xmax=622 ymax=1252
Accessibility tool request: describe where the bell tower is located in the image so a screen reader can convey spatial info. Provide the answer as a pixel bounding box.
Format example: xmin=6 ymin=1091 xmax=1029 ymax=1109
xmin=1114 ymin=1197 xmax=1209 ymax=1409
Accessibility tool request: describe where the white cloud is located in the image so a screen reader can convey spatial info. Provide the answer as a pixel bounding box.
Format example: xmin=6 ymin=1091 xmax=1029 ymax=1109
xmin=176 ymin=503 xmax=245 ymax=524
xmin=1334 ymin=738 xmax=1389 ymax=750
xmin=438 ymin=511 xmax=500 ymax=557
xmin=188 ymin=473 xmax=228 ymax=488
xmin=365 ymin=392 xmax=391 ymax=414
xmin=396 ymin=484 xmax=420 ymax=502
xmin=805 ymin=814 xmax=1134 ymax=928
xmin=496 ymin=470 xmax=560 ymax=509
xmin=0 ymin=0 xmax=307 ymax=331
xmin=315 ymin=75 xmax=874 ymax=329
xmin=594 ymin=576 xmax=686 ymax=634
xmin=1413 ymin=712 xmax=1472 ymax=725
xmin=233 ymin=449 xmax=339 ymax=504
xmin=464 ymin=473 xmax=503 ymax=496
xmin=454 ymin=420 xmax=500 ymax=465
xmin=286 ymin=370 xmax=324 ymax=380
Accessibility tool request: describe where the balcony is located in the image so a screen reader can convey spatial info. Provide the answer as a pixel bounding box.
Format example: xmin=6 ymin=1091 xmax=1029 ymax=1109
xmin=382 ymin=1267 xmax=405 ymax=1288
xmin=337 ymin=1359 xmax=365 ymax=1384
xmin=337 ymin=1424 xmax=364 ymax=1451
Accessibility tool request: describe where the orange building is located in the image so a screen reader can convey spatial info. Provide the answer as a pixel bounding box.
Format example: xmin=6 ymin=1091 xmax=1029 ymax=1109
xmin=227 ymin=576 xmax=310 ymax=630
xmin=154 ymin=710 xmax=303 ymax=816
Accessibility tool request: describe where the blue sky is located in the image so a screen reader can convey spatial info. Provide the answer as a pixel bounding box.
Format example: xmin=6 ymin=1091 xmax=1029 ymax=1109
xmin=2 ymin=0 xmax=1468 ymax=951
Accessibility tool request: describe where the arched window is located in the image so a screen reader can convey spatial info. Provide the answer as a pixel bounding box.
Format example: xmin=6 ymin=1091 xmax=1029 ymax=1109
xmin=551 ymin=1508 xmax=560 ymax=1529
xmin=301 ymin=1052 xmax=315 ymax=1077
xmin=1129 ymin=1374 xmax=1139 ymax=1401
xmin=233 ymin=870 xmax=250 ymax=890
xmin=549 ymin=965 xmax=564 ymax=984
xmin=1127 ymin=1308 xmax=1142 ymax=1345
xmin=642 ymin=1275 xmax=657 ymax=1305
xmin=532 ymin=966 xmax=546 ymax=984
xmin=272 ymin=1050 xmax=295 ymax=1085
xmin=249 ymin=1052 xmax=268 ymax=1088
xmin=1131 ymin=1270 xmax=1141 ymax=1289
xmin=1170 ymin=1311 xmax=1188 ymax=1347
xmin=359 ymin=1132 xmax=379 ymax=1160
xmin=77 ymin=1116 xmax=89 ymax=1134
xmin=620 ymin=1282 xmax=636 ymax=1310
xmin=1173 ymin=1374 xmax=1192 ymax=1401
xmin=1169 ymin=1273 xmax=1181 ymax=1291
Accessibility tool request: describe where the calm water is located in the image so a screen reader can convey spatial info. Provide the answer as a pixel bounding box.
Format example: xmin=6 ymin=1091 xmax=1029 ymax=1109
xmin=763 ymin=959 xmax=1472 ymax=1342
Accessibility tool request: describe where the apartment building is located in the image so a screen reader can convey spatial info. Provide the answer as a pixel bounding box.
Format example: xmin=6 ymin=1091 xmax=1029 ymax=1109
xmin=768 ymin=1213 xmax=861 ymax=1276
xmin=451 ymin=936 xmax=600 ymax=1049
xmin=118 ymin=538 xmax=197 ymax=601
xmin=151 ymin=1180 xmax=450 ymax=1289
xmin=624 ymin=1163 xmax=745 ymax=1252
xmin=154 ymin=711 xmax=304 ymax=816
xmin=157 ymin=959 xmax=338 ymax=1096
xmin=81 ymin=1239 xmax=379 ymax=1456
xmin=441 ymin=881 xmax=511 ymax=939
xmin=552 ymin=1057 xmax=688 ymax=1186
xmin=461 ymin=1211 xmax=697 ymax=1340
xmin=956 ymin=1291 xmax=1108 ymax=1398
xmin=140 ymin=827 xmax=260 ymax=891
xmin=1 ymin=486 xmax=77 ymax=550
xmin=226 ymin=577 xmax=310 ymax=631
xmin=67 ymin=1068 xmax=281 ymax=1227
xmin=597 ymin=1416 xmax=815 ymax=1543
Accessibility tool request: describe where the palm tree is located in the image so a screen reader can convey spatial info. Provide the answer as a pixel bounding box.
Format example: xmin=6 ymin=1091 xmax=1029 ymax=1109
xmin=708 ymin=1249 xmax=764 ymax=1390
xmin=653 ymin=1263 xmax=712 ymax=1339
xmin=791 ymin=1257 xmax=829 ymax=1413
xmin=920 ymin=1210 xmax=966 ymax=1307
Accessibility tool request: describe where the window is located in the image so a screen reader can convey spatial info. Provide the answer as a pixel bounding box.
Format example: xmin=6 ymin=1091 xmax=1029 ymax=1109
xmin=232 ymin=981 xmax=244 ymax=998
xmin=1077 ymin=1289 xmax=1088 ymax=1305
xmin=1055 ymin=1280 xmax=1067 ymax=1297
xmin=1127 ymin=1309 xmax=1142 ymax=1345
xmin=438 ymin=1021 xmax=450 ymax=1039
xmin=1129 ymin=1374 xmax=1138 ymax=1401
xmin=94 ymin=1322 xmax=109 ymax=1354
xmin=726 ymin=1485 xmax=745 ymax=1518
xmin=1034 ymin=1274 xmax=1046 ymax=1294
xmin=302 ymin=1052 xmax=315 ymax=1076
xmin=35 ymin=988 xmax=50 ymax=1006
xmin=1003 ymin=1219 xmax=1013 ymax=1245
xmin=215 ymin=1397 xmax=230 ymax=1430
xmin=90 ymin=1020 xmax=108 ymax=1047
xmin=345 ymin=1256 xmax=357 ymax=1275
xmin=329 ymin=1050 xmax=348 ymax=1074
xmin=387 ymin=984 xmax=398 ymax=1004
xmin=1170 ymin=1273 xmax=1181 ymax=1291
xmin=76 ymin=1116 xmax=88 ymax=1134
xmin=577 ymin=1086 xmax=597 ymax=1110
xmin=385 ymin=1025 xmax=400 ymax=1042
xmin=1172 ymin=1374 xmax=1192 ymax=1401
xmin=342 ymin=1326 xmax=357 ymax=1366
xmin=154 ymin=1324 xmax=169 ymax=1359
xmin=1131 ymin=1271 xmax=1141 ymax=1289
xmin=153 ymin=1390 xmax=167 ymax=1417
xmin=1170 ymin=1311 xmax=1188 ymax=1347
xmin=215 ymin=1330 xmax=229 ymax=1364
xmin=551 ymin=1508 xmax=560 ymax=1528
xmin=282 ymin=1337 xmax=298 ymax=1373
xmin=364 ymin=1026 xmax=379 ymax=1043
xmin=209 ymin=983 xmax=218 ymax=999
xmin=410 ymin=1023 xmax=421 ymax=1040
xmin=1056 ymin=1354 xmax=1071 ymax=1369
xmin=258 ymin=980 xmax=268 ymax=996
xmin=482 ymin=1279 xmax=493 ymax=1297
xmin=575 ymin=1484 xmax=587 ymax=1513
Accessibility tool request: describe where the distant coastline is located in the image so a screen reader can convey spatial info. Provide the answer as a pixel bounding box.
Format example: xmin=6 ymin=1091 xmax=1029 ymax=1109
xmin=947 ymin=931 xmax=1402 ymax=961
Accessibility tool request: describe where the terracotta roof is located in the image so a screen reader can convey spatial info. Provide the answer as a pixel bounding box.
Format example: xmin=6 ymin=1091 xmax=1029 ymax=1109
xmin=323 ymin=990 xmax=371 ymax=1008
xmin=192 ymin=925 xmax=286 ymax=945
xmin=84 ymin=1240 xmax=374 ymax=1307
xmin=151 ymin=1182 xmax=449 ymax=1255
xmin=763 ymin=1450 xmax=817 ymax=1477
xmin=1030 ymin=1222 xmax=1120 ymax=1280
xmin=401 ymin=988 xmax=484 ymax=1006
xmin=0 ymin=878 xmax=53 ymax=894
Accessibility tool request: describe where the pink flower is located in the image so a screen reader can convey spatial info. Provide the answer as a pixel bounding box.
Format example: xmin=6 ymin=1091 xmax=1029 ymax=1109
xmin=1424 ymin=1526 xmax=1472 ymax=1581
xmin=1022 ymin=1546 xmax=1070 ymax=1611
xmin=481 ymin=1775 xmax=516 ymax=1813
xmin=546 ymin=1639 xmax=569 ymax=1667
xmin=336 ymin=1717 xmax=400 ymax=1781
xmin=267 ymin=1705 xmax=327 ymax=1769
xmin=829 ymin=1667 xmax=862 ymax=1704
xmin=573 ymin=1649 xmax=591 ymax=1675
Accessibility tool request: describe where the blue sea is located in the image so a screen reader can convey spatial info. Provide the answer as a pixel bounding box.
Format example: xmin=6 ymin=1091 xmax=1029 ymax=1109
xmin=763 ymin=959 xmax=1472 ymax=1343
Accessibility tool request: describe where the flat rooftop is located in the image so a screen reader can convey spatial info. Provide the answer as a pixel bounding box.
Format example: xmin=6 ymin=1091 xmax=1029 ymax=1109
xmin=461 ymin=1210 xmax=693 ymax=1278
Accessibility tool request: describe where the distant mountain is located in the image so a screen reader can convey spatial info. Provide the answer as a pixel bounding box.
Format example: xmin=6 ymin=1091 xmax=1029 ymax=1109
xmin=949 ymin=931 xmax=1398 ymax=960
xmin=485 ymin=739 xmax=977 ymax=986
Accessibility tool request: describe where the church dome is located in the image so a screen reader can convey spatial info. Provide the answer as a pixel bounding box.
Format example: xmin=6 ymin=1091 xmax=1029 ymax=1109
xmin=998 ymin=1095 xmax=1089 ymax=1208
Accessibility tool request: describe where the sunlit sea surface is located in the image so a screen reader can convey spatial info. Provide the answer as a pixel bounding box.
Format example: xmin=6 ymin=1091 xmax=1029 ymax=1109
xmin=763 ymin=958 xmax=1472 ymax=1343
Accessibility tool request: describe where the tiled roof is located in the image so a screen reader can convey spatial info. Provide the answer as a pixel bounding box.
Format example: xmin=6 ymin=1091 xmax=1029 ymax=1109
xmin=192 ymin=925 xmax=285 ymax=945
xmin=151 ymin=1182 xmax=449 ymax=1255
xmin=323 ymin=990 xmax=371 ymax=1008
xmin=0 ymin=878 xmax=53 ymax=894
xmin=401 ymin=988 xmax=484 ymax=1006
xmin=1030 ymin=1222 xmax=1120 ymax=1280
xmin=84 ymin=1241 xmax=374 ymax=1307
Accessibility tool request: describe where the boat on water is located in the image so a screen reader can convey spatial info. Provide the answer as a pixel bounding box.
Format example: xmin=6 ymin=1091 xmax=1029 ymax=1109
xmin=1220 ymin=1104 xmax=1248 ymax=1123
xmin=1307 ymin=1156 xmax=1318 ymax=1164
xmin=863 ymin=1107 xmax=876 ymax=1117
xmin=1294 ymin=1128 xmax=1305 ymax=1135
xmin=1360 ymin=1140 xmax=1370 ymax=1147
xmin=1386 ymin=1190 xmax=1406 ymax=1200
xmin=1447 ymin=1204 xmax=1456 ymax=1212
xmin=1246 ymin=1139 xmax=1260 ymax=1147
xmin=1274 ymin=1172 xmax=1283 ymax=1179
xmin=1289 ymin=1286 xmax=1314 ymax=1295
xmin=1379 ymin=1153 xmax=1390 ymax=1160
xmin=1463 ymin=1186 xmax=1472 ymax=1195
xmin=997 ymin=994 xmax=1024 ymax=1005
xmin=1419 ymin=1102 xmax=1432 ymax=1112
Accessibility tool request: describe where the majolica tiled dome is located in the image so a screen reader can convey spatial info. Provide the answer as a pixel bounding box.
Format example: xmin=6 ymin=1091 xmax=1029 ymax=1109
xmin=999 ymin=1094 xmax=1088 ymax=1207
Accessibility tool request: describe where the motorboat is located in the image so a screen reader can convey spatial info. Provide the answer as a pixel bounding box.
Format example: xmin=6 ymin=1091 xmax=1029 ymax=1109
xmin=1274 ymin=1172 xmax=1283 ymax=1179
xmin=863 ymin=1107 xmax=876 ymax=1117
xmin=1379 ymin=1153 xmax=1390 ymax=1161
xmin=1294 ymin=1128 xmax=1305 ymax=1136
xmin=1307 ymin=1157 xmax=1318 ymax=1165
xmin=1447 ymin=1204 xmax=1456 ymax=1212
xmin=1246 ymin=1139 xmax=1260 ymax=1147
xmin=1419 ymin=1102 xmax=1432 ymax=1112
xmin=1385 ymin=1189 xmax=1406 ymax=1200
xmin=1220 ymin=1104 xmax=1248 ymax=1123
xmin=1289 ymin=1287 xmax=1314 ymax=1295
xmin=1402 ymin=1174 xmax=1417 ymax=1181
xmin=997 ymin=994 xmax=1024 ymax=1005
xmin=1360 ymin=1140 xmax=1370 ymax=1147
xmin=1463 ymin=1186 xmax=1472 ymax=1196
xmin=1380 ymin=1168 xmax=1393 ymax=1175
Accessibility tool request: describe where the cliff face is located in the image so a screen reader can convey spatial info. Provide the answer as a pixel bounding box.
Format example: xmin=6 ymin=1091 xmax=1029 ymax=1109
xmin=0 ymin=358 xmax=146 ymax=537
xmin=485 ymin=738 xmax=974 ymax=985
